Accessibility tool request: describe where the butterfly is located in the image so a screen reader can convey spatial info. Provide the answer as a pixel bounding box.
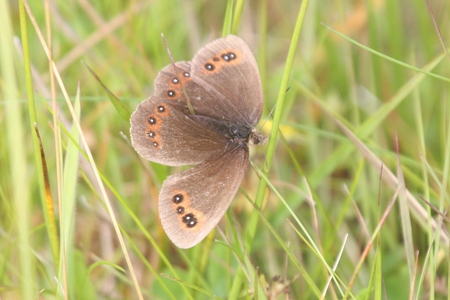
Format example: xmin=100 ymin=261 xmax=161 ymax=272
xmin=130 ymin=35 xmax=265 ymax=248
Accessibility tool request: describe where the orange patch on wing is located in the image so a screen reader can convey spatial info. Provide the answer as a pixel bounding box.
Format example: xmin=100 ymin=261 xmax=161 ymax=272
xmin=144 ymin=113 xmax=164 ymax=149
xmin=166 ymin=72 xmax=192 ymax=100
xmin=144 ymin=131 xmax=162 ymax=149
xmin=179 ymin=72 xmax=193 ymax=86
xmin=164 ymin=89 xmax=179 ymax=101
xmin=201 ymin=48 xmax=243 ymax=74
xmin=171 ymin=190 xmax=205 ymax=231
xmin=217 ymin=48 xmax=243 ymax=65
xmin=167 ymin=71 xmax=192 ymax=88
xmin=145 ymin=114 xmax=162 ymax=131
xmin=154 ymin=103 xmax=170 ymax=117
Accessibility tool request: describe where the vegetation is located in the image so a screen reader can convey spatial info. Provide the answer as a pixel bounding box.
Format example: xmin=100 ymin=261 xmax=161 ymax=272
xmin=1 ymin=0 xmax=449 ymax=299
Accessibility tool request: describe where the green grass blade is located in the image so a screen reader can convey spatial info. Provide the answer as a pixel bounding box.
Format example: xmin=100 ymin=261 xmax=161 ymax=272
xmin=246 ymin=0 xmax=310 ymax=251
xmin=2 ymin=0 xmax=35 ymax=298
xmin=58 ymin=85 xmax=82 ymax=299
xmin=83 ymin=62 xmax=131 ymax=122
xmin=231 ymin=0 xmax=244 ymax=34
xmin=230 ymin=1 xmax=310 ymax=297
xmin=322 ymin=23 xmax=450 ymax=83
xmin=222 ymin=0 xmax=234 ymax=37
xmin=307 ymin=51 xmax=446 ymax=186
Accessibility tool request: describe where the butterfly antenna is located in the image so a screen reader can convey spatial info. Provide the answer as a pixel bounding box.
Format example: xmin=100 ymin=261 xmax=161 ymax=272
xmin=161 ymin=33 xmax=196 ymax=115
xmin=261 ymin=86 xmax=291 ymax=131
xmin=258 ymin=102 xmax=277 ymax=132
xmin=259 ymin=85 xmax=289 ymax=131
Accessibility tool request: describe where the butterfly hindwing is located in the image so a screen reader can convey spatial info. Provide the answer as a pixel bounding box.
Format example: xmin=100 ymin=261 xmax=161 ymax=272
xmin=158 ymin=147 xmax=249 ymax=248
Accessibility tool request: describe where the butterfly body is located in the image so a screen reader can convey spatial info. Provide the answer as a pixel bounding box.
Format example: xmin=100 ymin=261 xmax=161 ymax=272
xmin=130 ymin=35 xmax=264 ymax=248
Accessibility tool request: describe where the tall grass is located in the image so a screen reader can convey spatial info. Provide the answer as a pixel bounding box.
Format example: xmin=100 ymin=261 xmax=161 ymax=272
xmin=1 ymin=0 xmax=449 ymax=299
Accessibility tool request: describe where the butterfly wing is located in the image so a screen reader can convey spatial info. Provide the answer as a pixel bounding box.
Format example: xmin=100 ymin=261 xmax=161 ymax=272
xmin=153 ymin=61 xmax=200 ymax=116
xmin=130 ymin=95 xmax=227 ymax=166
xmin=153 ymin=60 xmax=257 ymax=125
xmin=153 ymin=61 xmax=226 ymax=117
xmin=131 ymin=35 xmax=262 ymax=166
xmin=190 ymin=35 xmax=264 ymax=128
xmin=159 ymin=146 xmax=249 ymax=248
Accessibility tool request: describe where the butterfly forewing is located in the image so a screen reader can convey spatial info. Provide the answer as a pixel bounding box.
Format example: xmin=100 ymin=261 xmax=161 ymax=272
xmin=191 ymin=35 xmax=263 ymax=127
xmin=154 ymin=61 xmax=229 ymax=118
xmin=130 ymin=96 xmax=227 ymax=166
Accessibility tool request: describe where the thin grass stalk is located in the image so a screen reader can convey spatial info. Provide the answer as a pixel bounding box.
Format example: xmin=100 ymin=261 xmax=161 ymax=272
xmin=229 ymin=1 xmax=310 ymax=297
xmin=22 ymin=1 xmax=145 ymax=298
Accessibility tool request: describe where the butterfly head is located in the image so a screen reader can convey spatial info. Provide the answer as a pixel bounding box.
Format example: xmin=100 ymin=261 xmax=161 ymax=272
xmin=249 ymin=130 xmax=267 ymax=145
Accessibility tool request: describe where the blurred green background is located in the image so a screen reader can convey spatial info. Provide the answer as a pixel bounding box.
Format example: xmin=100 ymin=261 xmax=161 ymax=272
xmin=1 ymin=0 xmax=449 ymax=299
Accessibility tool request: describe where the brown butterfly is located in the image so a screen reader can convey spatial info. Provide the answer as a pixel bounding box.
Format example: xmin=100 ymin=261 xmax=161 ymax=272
xmin=130 ymin=35 xmax=265 ymax=248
